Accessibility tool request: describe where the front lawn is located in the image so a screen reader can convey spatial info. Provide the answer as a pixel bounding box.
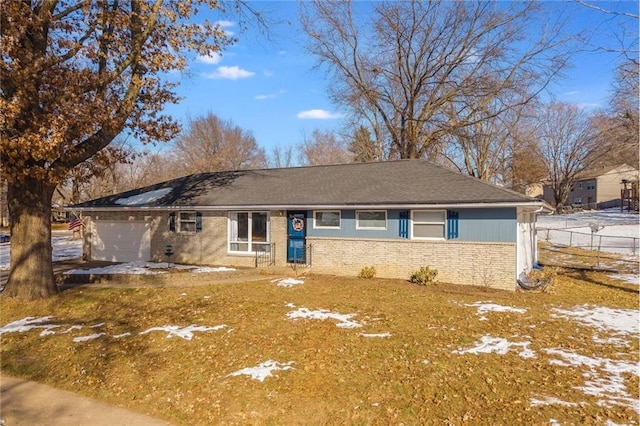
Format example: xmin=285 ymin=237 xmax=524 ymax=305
xmin=1 ymin=272 xmax=638 ymax=425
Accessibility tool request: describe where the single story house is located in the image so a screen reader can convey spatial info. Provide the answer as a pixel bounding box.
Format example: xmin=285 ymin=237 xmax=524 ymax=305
xmin=542 ymin=164 xmax=639 ymax=210
xmin=72 ymin=160 xmax=544 ymax=291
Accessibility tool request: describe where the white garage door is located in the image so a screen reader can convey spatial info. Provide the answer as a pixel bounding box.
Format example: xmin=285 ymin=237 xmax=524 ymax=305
xmin=91 ymin=221 xmax=151 ymax=262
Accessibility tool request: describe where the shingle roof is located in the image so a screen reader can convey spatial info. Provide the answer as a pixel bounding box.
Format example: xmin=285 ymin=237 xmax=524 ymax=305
xmin=575 ymin=164 xmax=637 ymax=180
xmin=75 ymin=160 xmax=538 ymax=209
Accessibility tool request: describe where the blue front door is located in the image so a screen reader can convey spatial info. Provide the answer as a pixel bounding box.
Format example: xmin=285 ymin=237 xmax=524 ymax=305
xmin=287 ymin=211 xmax=306 ymax=263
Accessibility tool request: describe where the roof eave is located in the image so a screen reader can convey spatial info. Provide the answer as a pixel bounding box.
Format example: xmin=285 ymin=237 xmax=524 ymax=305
xmin=69 ymin=200 xmax=542 ymax=212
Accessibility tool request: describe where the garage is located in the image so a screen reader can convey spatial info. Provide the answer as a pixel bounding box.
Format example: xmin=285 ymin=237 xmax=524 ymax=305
xmin=91 ymin=221 xmax=151 ymax=262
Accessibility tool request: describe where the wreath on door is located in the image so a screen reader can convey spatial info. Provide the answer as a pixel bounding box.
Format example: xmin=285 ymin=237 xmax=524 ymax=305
xmin=292 ymin=217 xmax=304 ymax=232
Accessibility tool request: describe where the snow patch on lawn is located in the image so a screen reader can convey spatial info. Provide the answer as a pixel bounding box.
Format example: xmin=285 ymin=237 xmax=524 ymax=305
xmin=530 ymin=396 xmax=580 ymax=407
xmin=453 ymin=335 xmax=535 ymax=359
xmin=360 ymin=332 xmax=391 ymax=338
xmin=608 ymin=273 xmax=639 ymax=285
xmin=0 ymin=316 xmax=57 ymax=336
xmin=286 ymin=307 xmax=362 ymax=328
xmin=73 ymin=333 xmax=105 ymax=343
xmin=1 ymin=233 xmax=83 ymax=271
xmin=227 ymin=360 xmax=294 ymax=382
xmin=544 ymin=348 xmax=640 ymax=413
xmin=190 ymin=266 xmax=236 ymax=273
xmin=461 ymin=301 xmax=527 ymax=321
xmin=139 ymin=324 xmax=228 ymax=340
xmin=551 ymin=305 xmax=639 ymax=336
xmin=273 ymin=277 xmax=305 ymax=287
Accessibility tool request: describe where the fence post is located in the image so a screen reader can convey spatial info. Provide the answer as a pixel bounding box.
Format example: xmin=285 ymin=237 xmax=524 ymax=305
xmin=569 ymin=231 xmax=573 ymax=247
xmin=596 ymin=235 xmax=602 ymax=268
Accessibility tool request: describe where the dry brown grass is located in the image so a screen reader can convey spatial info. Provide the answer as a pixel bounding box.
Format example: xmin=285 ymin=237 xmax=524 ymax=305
xmin=1 ymin=270 xmax=638 ymax=425
xmin=539 ymin=241 xmax=639 ymax=274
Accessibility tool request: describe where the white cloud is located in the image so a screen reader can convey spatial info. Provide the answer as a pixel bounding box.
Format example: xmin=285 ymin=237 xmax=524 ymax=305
xmin=203 ymin=66 xmax=255 ymax=80
xmin=196 ymin=52 xmax=223 ymax=64
xmin=297 ymin=109 xmax=344 ymax=120
xmin=563 ymin=90 xmax=580 ymax=96
xmin=255 ymin=90 xmax=285 ymax=100
xmin=577 ymin=102 xmax=602 ymax=110
xmin=215 ymin=20 xmax=235 ymax=36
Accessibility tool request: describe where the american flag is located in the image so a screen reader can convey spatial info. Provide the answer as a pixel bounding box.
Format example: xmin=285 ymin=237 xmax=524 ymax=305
xmin=68 ymin=216 xmax=84 ymax=231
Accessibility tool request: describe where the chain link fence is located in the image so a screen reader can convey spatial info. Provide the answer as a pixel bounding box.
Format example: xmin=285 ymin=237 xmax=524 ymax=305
xmin=538 ymin=227 xmax=639 ymax=271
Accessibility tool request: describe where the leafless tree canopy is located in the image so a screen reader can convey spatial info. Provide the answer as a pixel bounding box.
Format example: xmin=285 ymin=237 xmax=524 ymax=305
xmin=297 ymin=129 xmax=351 ymax=166
xmin=301 ymin=0 xmax=573 ymax=160
xmin=537 ymin=102 xmax=599 ymax=211
xmin=172 ymin=113 xmax=267 ymax=174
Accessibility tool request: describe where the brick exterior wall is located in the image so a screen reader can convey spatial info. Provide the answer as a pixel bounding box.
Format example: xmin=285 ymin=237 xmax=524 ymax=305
xmin=83 ymin=210 xmax=289 ymax=268
xmin=83 ymin=211 xmax=517 ymax=290
xmin=308 ymin=237 xmax=517 ymax=291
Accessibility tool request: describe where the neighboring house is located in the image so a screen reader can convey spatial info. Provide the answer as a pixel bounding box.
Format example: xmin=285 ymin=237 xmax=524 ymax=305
xmin=72 ymin=160 xmax=544 ymax=291
xmin=542 ymin=164 xmax=639 ymax=210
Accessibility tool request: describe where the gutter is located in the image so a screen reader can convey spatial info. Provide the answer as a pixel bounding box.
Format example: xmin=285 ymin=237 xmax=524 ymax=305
xmin=68 ymin=200 xmax=544 ymax=212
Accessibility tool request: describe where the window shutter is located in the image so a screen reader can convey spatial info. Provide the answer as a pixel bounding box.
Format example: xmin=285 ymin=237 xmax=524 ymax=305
xmin=195 ymin=212 xmax=203 ymax=233
xmin=447 ymin=210 xmax=459 ymax=239
xmin=169 ymin=212 xmax=176 ymax=232
xmin=399 ymin=210 xmax=409 ymax=238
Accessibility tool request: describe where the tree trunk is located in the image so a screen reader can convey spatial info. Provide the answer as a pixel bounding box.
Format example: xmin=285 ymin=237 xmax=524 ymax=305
xmin=3 ymin=178 xmax=58 ymax=299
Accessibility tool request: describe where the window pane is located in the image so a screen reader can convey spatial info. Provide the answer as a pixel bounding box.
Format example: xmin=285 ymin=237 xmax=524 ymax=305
xmin=180 ymin=212 xmax=196 ymax=221
xmin=181 ymin=222 xmax=196 ymax=232
xmin=252 ymin=212 xmax=267 ymax=242
xmin=237 ymin=212 xmax=248 ymax=240
xmin=413 ymin=211 xmax=445 ymax=223
xmin=315 ymin=211 xmax=340 ymax=227
xmin=253 ymin=243 xmax=270 ymax=253
xmin=357 ymin=211 xmax=386 ymax=228
xmin=230 ymin=242 xmax=248 ymax=252
xmin=414 ymin=224 xmax=445 ymax=238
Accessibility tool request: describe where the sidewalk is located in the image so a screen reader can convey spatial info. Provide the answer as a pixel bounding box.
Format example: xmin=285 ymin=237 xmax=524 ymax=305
xmin=0 ymin=375 xmax=170 ymax=426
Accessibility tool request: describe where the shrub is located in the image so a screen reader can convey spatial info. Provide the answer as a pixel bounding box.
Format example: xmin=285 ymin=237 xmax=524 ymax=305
xmin=409 ymin=266 xmax=438 ymax=285
xmin=358 ymin=266 xmax=376 ymax=279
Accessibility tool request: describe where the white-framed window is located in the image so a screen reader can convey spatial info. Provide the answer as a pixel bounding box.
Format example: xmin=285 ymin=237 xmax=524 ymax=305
xmin=412 ymin=210 xmax=446 ymax=239
xmin=356 ymin=210 xmax=387 ymax=230
xmin=313 ymin=210 xmax=341 ymax=229
xmin=586 ymin=180 xmax=596 ymax=190
xmin=573 ymin=197 xmax=582 ymax=205
xmin=229 ymin=211 xmax=270 ymax=253
xmin=179 ymin=211 xmax=197 ymax=233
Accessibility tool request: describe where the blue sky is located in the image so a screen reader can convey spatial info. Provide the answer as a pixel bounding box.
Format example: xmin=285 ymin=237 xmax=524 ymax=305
xmin=155 ymin=1 xmax=638 ymax=156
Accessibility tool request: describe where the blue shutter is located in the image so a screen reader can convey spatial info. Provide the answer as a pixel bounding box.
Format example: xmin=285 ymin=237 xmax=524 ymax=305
xmin=195 ymin=212 xmax=202 ymax=232
xmin=169 ymin=212 xmax=176 ymax=232
xmin=399 ymin=210 xmax=409 ymax=238
xmin=447 ymin=210 xmax=459 ymax=239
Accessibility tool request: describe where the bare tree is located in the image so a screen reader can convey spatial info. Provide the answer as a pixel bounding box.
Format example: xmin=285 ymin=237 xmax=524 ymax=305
xmin=172 ymin=113 xmax=267 ymax=174
xmin=538 ymin=102 xmax=598 ymax=211
xmin=503 ymin=129 xmax=548 ymax=194
xmin=268 ymin=145 xmax=294 ymax=169
xmin=444 ymin=87 xmax=533 ymax=183
xmin=301 ymin=1 xmax=573 ymax=160
xmin=297 ymin=129 xmax=351 ymax=166
xmin=584 ymin=58 xmax=639 ymax=168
